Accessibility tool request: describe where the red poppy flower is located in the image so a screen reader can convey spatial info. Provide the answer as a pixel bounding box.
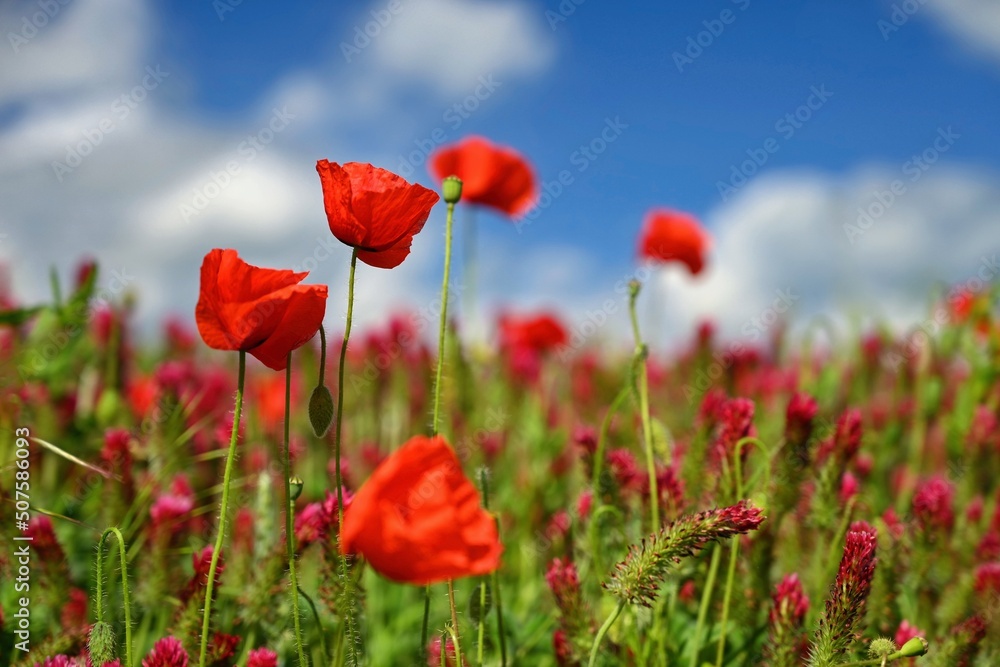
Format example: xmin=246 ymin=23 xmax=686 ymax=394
xmin=638 ymin=209 xmax=711 ymax=275
xmin=317 ymin=160 xmax=440 ymax=269
xmin=340 ymin=435 xmax=502 ymax=585
xmin=498 ymin=312 xmax=568 ymax=354
xmin=429 ymin=136 xmax=537 ymax=217
xmin=949 ymin=287 xmax=992 ymax=334
xmin=195 ymin=248 xmax=328 ymax=371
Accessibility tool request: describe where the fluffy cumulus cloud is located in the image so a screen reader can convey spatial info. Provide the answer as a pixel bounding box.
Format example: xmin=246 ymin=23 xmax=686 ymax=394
xmin=0 ymin=0 xmax=558 ymax=338
xmin=365 ymin=0 xmax=555 ymax=94
xmin=0 ymin=0 xmax=147 ymax=105
xmin=657 ymin=166 xmax=1000 ymax=347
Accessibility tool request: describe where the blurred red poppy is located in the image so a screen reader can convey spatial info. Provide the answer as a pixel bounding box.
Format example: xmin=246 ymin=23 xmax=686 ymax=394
xmin=638 ymin=209 xmax=710 ymax=275
xmin=498 ymin=312 xmax=568 ymax=354
xmin=340 ymin=435 xmax=502 ymax=585
xmin=196 ymin=248 xmax=328 ymax=371
xmin=949 ymin=287 xmax=992 ymax=335
xmin=317 ymin=160 xmax=440 ymax=269
xmin=429 ymin=136 xmax=536 ymax=217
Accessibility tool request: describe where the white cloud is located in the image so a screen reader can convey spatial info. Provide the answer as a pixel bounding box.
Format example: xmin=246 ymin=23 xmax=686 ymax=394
xmin=136 ymin=155 xmax=320 ymax=245
xmin=655 ymin=166 xmax=1000 ymax=347
xmin=925 ymin=0 xmax=1000 ymax=64
xmin=0 ymin=0 xmax=561 ymax=341
xmin=0 ymin=0 xmax=148 ymax=105
xmin=369 ymin=0 xmax=555 ymax=94
xmin=4 ymin=0 xmax=999 ymax=359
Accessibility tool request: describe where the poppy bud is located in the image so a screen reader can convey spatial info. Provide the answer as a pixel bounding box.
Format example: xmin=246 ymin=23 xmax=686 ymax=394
xmin=289 ymin=476 xmax=304 ymax=501
xmin=88 ymin=621 xmax=117 ymax=666
xmin=867 ymin=637 xmax=896 ymax=659
xmin=468 ymin=582 xmax=492 ymax=623
xmin=442 ymin=175 xmax=463 ymax=204
xmin=899 ymin=636 xmax=929 ymax=657
xmin=309 ymin=384 xmax=334 ymax=437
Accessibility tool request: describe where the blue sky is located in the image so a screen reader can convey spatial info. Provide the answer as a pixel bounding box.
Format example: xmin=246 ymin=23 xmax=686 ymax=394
xmin=1 ymin=0 xmax=999 ymax=346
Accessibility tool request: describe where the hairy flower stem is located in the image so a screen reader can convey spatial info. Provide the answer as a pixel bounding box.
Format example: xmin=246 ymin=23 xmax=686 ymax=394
xmin=477 ymin=580 xmax=487 ymax=666
xmin=421 ymin=588 xmax=431 ymax=659
xmin=587 ymin=600 xmax=626 ymax=667
xmin=840 ymin=653 xmax=910 ymax=666
xmin=318 ymin=323 xmax=328 ymax=385
xmin=283 ymin=352 xmax=308 ymax=667
xmin=425 ymin=181 xmax=461 ymax=660
xmin=334 ymin=249 xmax=357 ymax=530
xmin=448 ymin=579 xmax=463 ymax=664
xmin=492 ymin=566 xmax=507 ymax=666
xmin=689 ymin=544 xmax=722 ymax=667
xmin=334 ymin=248 xmax=360 ymax=665
xmin=431 ymin=198 xmax=457 ymax=436
xmin=714 ymin=438 xmax=752 ymax=665
xmin=96 ymin=526 xmax=133 ymax=667
xmin=198 ymin=350 xmax=245 ymax=667
xmin=463 ymin=208 xmax=477 ymax=338
xmin=298 ymin=585 xmax=330 ymax=665
xmin=477 ymin=468 xmax=489 ymax=666
xmin=476 ymin=466 xmax=507 ymax=665
xmin=628 ymin=281 xmax=660 ymax=531
xmin=589 ymin=385 xmax=631 ymax=574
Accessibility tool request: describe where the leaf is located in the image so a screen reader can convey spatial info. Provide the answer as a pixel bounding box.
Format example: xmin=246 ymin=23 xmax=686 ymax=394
xmin=61 ymin=260 xmax=98 ymax=328
xmin=0 ymin=305 xmax=45 ymax=326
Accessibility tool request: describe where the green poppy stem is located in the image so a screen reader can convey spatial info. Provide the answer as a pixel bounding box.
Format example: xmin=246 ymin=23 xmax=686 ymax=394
xmin=335 ymin=249 xmax=357 ymax=528
xmin=431 ymin=197 xmax=457 ymax=436
xmin=283 ymin=351 xmax=308 ymax=667
xmin=95 ymin=526 xmax=133 ymax=667
xmin=298 ymin=585 xmax=331 ymax=665
xmin=463 ymin=208 xmax=477 ymax=338
xmin=448 ymin=579 xmax=462 ymax=665
xmin=587 ymin=600 xmax=626 ymax=667
xmin=318 ymin=323 xmax=328 ymax=386
xmin=421 ymin=586 xmax=432 ymax=658
xmin=476 ymin=468 xmax=489 ymax=667
xmin=628 ymin=280 xmax=660 ymax=531
xmin=198 ymin=349 xmax=245 ymax=667
xmin=334 ymin=248 xmax=360 ymax=665
xmin=425 ymin=177 xmax=462 ymax=662
xmin=480 ymin=468 xmax=507 ymax=666
xmin=687 ymin=543 xmax=722 ymax=667
xmin=714 ymin=437 xmax=756 ymax=666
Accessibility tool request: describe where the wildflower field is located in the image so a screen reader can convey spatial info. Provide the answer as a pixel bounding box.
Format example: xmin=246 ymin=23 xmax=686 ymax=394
xmin=1 ymin=140 xmax=999 ymax=667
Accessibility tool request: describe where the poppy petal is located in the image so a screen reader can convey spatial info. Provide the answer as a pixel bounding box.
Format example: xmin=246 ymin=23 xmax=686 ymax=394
xmin=317 ymin=160 xmax=366 ymax=248
xmin=317 ymin=161 xmax=439 ymax=269
xmin=343 ymin=162 xmax=439 ymax=252
xmin=340 ymin=435 xmax=503 ymax=585
xmin=638 ymin=209 xmax=710 ymax=275
xmin=247 ymin=284 xmax=329 ymax=370
xmin=195 ymin=248 xmax=328 ymax=368
xmin=429 ymin=136 xmax=536 ymax=218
